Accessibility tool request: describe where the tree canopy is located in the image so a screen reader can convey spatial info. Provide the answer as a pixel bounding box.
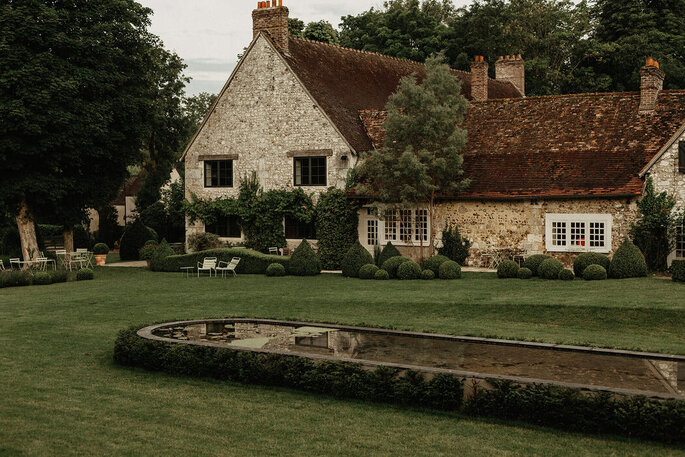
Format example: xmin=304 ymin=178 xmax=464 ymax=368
xmin=289 ymin=18 xmax=340 ymax=44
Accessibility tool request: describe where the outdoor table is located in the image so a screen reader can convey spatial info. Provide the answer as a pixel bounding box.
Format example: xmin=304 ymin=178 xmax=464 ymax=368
xmin=180 ymin=266 xmax=195 ymax=278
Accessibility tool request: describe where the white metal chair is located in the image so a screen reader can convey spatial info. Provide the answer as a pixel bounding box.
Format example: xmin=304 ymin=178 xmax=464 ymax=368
xmin=9 ymin=258 xmax=20 ymax=269
xmin=56 ymin=250 xmax=69 ymax=270
xmin=197 ymin=257 xmax=217 ymax=277
xmin=268 ymin=247 xmax=279 ymax=256
xmin=0 ymin=260 xmax=4 ymax=271
xmin=216 ymin=257 xmax=241 ymax=278
xmin=70 ymin=253 xmax=89 ymax=270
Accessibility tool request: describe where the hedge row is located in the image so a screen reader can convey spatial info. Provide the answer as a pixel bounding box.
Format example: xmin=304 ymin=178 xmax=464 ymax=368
xmin=159 ymin=248 xmax=289 ymax=274
xmin=115 ymin=327 xmax=684 ymax=443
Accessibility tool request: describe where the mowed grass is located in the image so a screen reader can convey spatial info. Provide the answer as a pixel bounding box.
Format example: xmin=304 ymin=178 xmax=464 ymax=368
xmin=0 ymin=267 xmax=683 ymax=456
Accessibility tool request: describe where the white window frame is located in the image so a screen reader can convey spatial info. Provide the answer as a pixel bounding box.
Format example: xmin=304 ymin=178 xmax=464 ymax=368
xmin=676 ymin=223 xmax=685 ymax=259
xmin=364 ymin=207 xmax=430 ymax=247
xmin=545 ymin=213 xmax=612 ymax=253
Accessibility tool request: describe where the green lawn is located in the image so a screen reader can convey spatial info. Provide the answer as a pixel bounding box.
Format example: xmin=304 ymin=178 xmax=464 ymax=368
xmin=0 ymin=268 xmax=683 ymax=456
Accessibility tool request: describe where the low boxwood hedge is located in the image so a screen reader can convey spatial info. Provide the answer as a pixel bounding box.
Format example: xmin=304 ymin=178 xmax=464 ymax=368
xmin=558 ymin=269 xmax=575 ymax=281
xmin=539 ymin=258 xmax=564 ymax=280
xmin=0 ymin=270 xmax=33 ymax=288
xmin=497 ymin=260 xmax=519 ymax=279
xmin=380 ymin=256 xmax=412 ymax=279
xmin=583 ymin=264 xmax=607 ymax=280
xmin=76 ymin=268 xmax=94 ymax=281
xmin=439 ymin=260 xmax=461 ymax=279
xmin=358 ymin=263 xmax=379 ymax=280
xmin=158 ymin=248 xmax=289 ymax=274
xmin=422 ymin=255 xmax=450 ymax=275
xmin=522 ymin=254 xmax=552 ymax=276
xmin=33 ymin=272 xmax=52 ymax=286
xmin=374 ymin=269 xmax=389 ymax=280
xmin=517 ymin=267 xmax=532 ymax=279
xmin=672 ymin=260 xmax=685 ymax=282
xmin=421 ymin=269 xmax=435 ymax=280
xmin=397 ymin=261 xmax=421 ymax=280
xmin=573 ymin=252 xmax=610 ymax=277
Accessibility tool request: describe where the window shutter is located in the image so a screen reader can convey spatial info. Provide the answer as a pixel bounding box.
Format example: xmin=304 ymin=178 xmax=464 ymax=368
xmin=679 ymin=141 xmax=685 ymax=173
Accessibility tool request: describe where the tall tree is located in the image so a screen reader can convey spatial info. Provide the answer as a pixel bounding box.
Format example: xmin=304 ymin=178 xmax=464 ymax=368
xmin=355 ymin=54 xmax=469 ymax=258
xmin=289 ymin=17 xmax=340 ymax=44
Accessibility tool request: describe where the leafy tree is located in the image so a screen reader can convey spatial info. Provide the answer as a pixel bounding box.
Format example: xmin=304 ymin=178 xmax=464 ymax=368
xmin=290 ymin=17 xmax=339 ymax=44
xmin=288 ymin=18 xmax=306 ymax=37
xmin=356 ymin=54 xmax=469 ymax=259
xmin=183 ymin=92 xmax=217 ymax=138
xmin=437 ymin=221 xmax=472 ymax=264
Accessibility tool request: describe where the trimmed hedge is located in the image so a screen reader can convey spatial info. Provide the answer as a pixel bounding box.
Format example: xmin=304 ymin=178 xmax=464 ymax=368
xmin=358 ymin=263 xmax=379 ymax=280
xmin=439 ymin=260 xmax=461 ymax=279
xmin=157 ymin=248 xmax=289 ymax=274
xmin=517 ymin=267 xmax=532 ymax=279
xmin=341 ymin=241 xmax=373 ymax=278
xmin=672 ymin=260 xmax=685 ymax=282
xmin=558 ymin=269 xmax=575 ymax=281
xmin=114 ymin=327 xmax=685 ymax=444
xmin=266 ymin=263 xmax=286 ymax=277
xmin=377 ymin=242 xmax=401 ymax=267
xmin=573 ymin=252 xmax=610 ymax=277
xmin=76 ymin=268 xmax=94 ymax=281
xmin=33 ymin=272 xmax=52 ymax=286
xmin=289 ymin=240 xmax=320 ymax=276
xmin=609 ymin=239 xmax=648 ymax=279
xmin=522 ymin=254 xmax=552 ymax=276
xmin=539 ymin=258 xmax=564 ymax=280
xmin=421 ymin=269 xmax=435 ymax=280
xmin=50 ymin=270 xmax=69 ymax=283
xmin=374 ymin=269 xmax=389 ymax=280
xmin=93 ymin=243 xmax=109 ymax=255
xmin=422 ymin=255 xmax=450 ymax=275
xmin=497 ymin=260 xmax=519 ymax=279
xmin=397 ymin=261 xmax=421 ymax=280
xmin=583 ymin=264 xmax=607 ymax=281
xmin=0 ymin=270 xmax=33 ymax=288
xmin=380 ymin=256 xmax=412 ymax=279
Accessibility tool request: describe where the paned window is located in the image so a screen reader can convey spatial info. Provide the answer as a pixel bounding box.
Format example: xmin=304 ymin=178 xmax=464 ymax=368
xmin=414 ymin=209 xmax=428 ymax=243
xmin=204 ymin=160 xmax=233 ymax=187
xmin=399 ymin=209 xmax=413 ymax=242
xmin=384 ymin=210 xmax=397 ymax=241
xmin=552 ymin=221 xmax=566 ymax=246
xmin=676 ymin=223 xmax=685 ymax=258
xmin=293 ymin=157 xmax=326 ymax=186
xmin=545 ymin=214 xmax=612 ymax=253
xmin=284 ymin=216 xmax=316 ymax=239
xmin=367 ymin=220 xmax=378 ymax=246
xmin=206 ymin=215 xmax=241 ymax=238
xmin=371 ymin=208 xmax=430 ymax=246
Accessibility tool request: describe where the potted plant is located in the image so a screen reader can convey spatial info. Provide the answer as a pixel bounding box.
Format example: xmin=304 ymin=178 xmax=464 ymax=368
xmin=139 ymin=244 xmax=157 ymax=267
xmin=93 ymin=243 xmax=109 ymax=266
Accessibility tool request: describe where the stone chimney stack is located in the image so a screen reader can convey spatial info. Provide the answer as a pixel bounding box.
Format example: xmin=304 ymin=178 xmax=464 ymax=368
xmin=639 ymin=57 xmax=665 ymax=114
xmin=470 ymin=56 xmax=488 ymax=102
xmin=252 ymin=1 xmax=289 ymax=52
xmin=495 ymin=54 xmax=525 ymax=96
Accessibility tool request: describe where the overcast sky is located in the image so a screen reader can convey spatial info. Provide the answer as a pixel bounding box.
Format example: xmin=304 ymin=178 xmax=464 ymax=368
xmin=139 ymin=0 xmax=469 ymax=95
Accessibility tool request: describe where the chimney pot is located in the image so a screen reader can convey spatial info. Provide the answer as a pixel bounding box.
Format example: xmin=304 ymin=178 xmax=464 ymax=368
xmin=470 ymin=56 xmax=489 ymax=101
xmin=252 ymin=1 xmax=289 ymax=51
xmin=639 ymin=58 xmax=665 ymax=114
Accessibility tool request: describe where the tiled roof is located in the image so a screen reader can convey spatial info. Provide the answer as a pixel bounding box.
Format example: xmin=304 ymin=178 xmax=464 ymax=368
xmin=359 ymin=91 xmax=685 ymax=199
xmin=281 ymin=37 xmax=521 ymax=153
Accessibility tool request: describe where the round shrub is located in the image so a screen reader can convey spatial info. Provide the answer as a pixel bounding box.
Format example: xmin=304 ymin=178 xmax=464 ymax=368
xmin=138 ymin=244 xmax=157 ymax=261
xmin=377 ymin=242 xmax=401 ymax=267
xmin=608 ymin=239 xmax=648 ymax=279
xmin=358 ymin=263 xmax=379 ymax=280
xmin=119 ymin=218 xmax=157 ymax=261
xmin=558 ymin=269 xmax=575 ymax=281
xmin=539 ymin=258 xmax=564 ymax=280
xmin=381 ymin=256 xmax=412 ymax=279
xmin=397 ymin=261 xmax=421 ymax=280
xmin=517 ymin=267 xmax=533 ymax=279
xmin=34 ymin=271 xmax=52 ymax=286
xmin=422 ymin=255 xmax=450 ymax=275
xmin=265 ymin=263 xmax=286 ymax=277
xmin=421 ymin=269 xmax=435 ymax=280
xmin=289 ymin=240 xmax=320 ymax=276
xmin=439 ymin=260 xmax=461 ymax=279
xmin=522 ymin=254 xmax=552 ymax=276
xmin=76 ymin=268 xmax=94 ymax=281
xmin=583 ymin=264 xmax=607 ymax=280
xmin=497 ymin=260 xmax=519 ymax=278
xmin=93 ymin=243 xmax=109 ymax=255
xmin=341 ymin=241 xmax=373 ymax=277
xmin=374 ymin=269 xmax=389 ymax=280
xmin=573 ymin=252 xmax=610 ymax=277
xmin=49 ymin=270 xmax=69 ymax=283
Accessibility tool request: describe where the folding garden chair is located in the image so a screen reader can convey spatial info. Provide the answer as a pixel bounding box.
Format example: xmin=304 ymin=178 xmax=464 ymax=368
xmin=268 ymin=247 xmax=279 ymax=256
xmin=216 ymin=257 xmax=241 ymax=278
xmin=197 ymin=257 xmax=217 ymax=277
xmin=9 ymin=258 xmax=20 ymax=269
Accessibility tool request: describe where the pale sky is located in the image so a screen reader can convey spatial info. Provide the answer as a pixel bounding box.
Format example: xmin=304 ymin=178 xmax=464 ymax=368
xmin=139 ymin=0 xmax=469 ymax=95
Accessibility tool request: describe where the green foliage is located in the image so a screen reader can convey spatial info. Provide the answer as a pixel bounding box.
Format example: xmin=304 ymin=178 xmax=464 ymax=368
xmin=609 ymin=239 xmax=648 ymax=279
xmin=288 ymin=240 xmax=320 ymax=276
xmin=517 ymin=267 xmax=532 ymax=279
xmin=671 ymin=260 xmax=685 ymax=282
xmin=497 ymin=260 xmax=519 ymax=279
xmin=33 ymin=272 xmax=52 ymax=285
xmin=381 ymin=256 xmax=412 ymax=279
xmin=358 ymin=263 xmax=379 ymax=280
xmin=341 ymin=241 xmax=374 ymax=277
xmin=93 ymin=243 xmax=110 ymax=256
xmin=573 ymin=253 xmax=611 ymax=277
xmin=522 ymin=254 xmax=552 ymax=276
xmin=49 ymin=270 xmax=69 ymax=283
xmin=76 ymin=268 xmax=94 ymax=281
xmin=187 ymin=232 xmax=221 ymax=252
xmin=438 ymin=260 xmax=461 ymax=279
xmin=377 ymin=242 xmax=402 ymax=267
xmin=558 ymin=269 xmax=575 ymax=281
xmin=397 ymin=261 xmax=422 ymax=280
xmin=266 ymin=263 xmax=286 ymax=277
xmin=374 ymin=269 xmax=390 ymax=280
xmin=315 ymin=188 xmax=358 ymax=270
xmin=0 ymin=270 xmax=33 ymax=288
xmin=539 ymin=258 xmax=564 ymax=280
xmin=583 ymin=264 xmax=607 ymax=281
xmin=422 ymin=254 xmax=450 ymax=275
xmin=421 ymin=269 xmax=435 ymax=280
xmin=119 ymin=219 xmax=157 ymax=261
xmin=437 ymin=222 xmax=471 ymax=265
xmin=138 ymin=244 xmax=157 ymax=261
xmin=94 ymin=204 xmax=122 ymax=248
xmin=159 ymin=248 xmax=288 ymax=274
xmin=289 ymin=18 xmax=340 ymax=44
xmin=149 ymin=240 xmax=176 ymax=272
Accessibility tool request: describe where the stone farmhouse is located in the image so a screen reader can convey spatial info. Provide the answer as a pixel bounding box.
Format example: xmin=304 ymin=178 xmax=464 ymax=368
xmin=182 ymin=1 xmax=685 ymax=266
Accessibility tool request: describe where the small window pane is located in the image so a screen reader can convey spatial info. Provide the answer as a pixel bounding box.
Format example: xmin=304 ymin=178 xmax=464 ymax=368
xmin=414 ymin=209 xmax=428 ymax=243
xmin=293 ymin=157 xmax=326 ymax=186
xmin=399 ymin=209 xmax=412 ymax=242
xmin=384 ymin=210 xmax=397 ymax=241
xmin=676 ymin=224 xmax=685 ymax=258
xmin=552 ymin=222 xmax=567 ymax=246
xmin=589 ymin=222 xmax=605 ymax=247
xmin=570 ymin=222 xmax=586 ymax=246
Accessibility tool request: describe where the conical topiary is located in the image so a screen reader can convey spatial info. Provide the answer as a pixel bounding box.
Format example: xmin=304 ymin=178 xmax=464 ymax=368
xmin=150 ymin=239 xmax=175 ymax=272
xmin=608 ymin=239 xmax=648 ymax=279
xmin=341 ymin=241 xmax=374 ymax=277
xmin=377 ymin=242 xmax=401 ymax=266
xmin=289 ymin=240 xmax=321 ymax=276
xmin=119 ymin=218 xmax=157 ymax=261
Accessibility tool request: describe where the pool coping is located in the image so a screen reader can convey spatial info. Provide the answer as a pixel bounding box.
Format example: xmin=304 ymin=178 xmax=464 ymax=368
xmin=137 ymin=318 xmax=685 ymax=401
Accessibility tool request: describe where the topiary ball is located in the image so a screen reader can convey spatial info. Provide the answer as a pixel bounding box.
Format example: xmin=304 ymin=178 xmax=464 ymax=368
xmin=377 ymin=242 xmax=401 ymax=267
xmin=265 ymin=263 xmax=286 ymax=277
xmin=608 ymin=239 xmax=648 ymax=279
xmin=76 ymin=268 xmax=94 ymax=281
xmin=289 ymin=240 xmax=321 ymax=276
xmin=422 ymin=255 xmax=450 ymax=275
xmin=573 ymin=252 xmax=610 ymax=277
xmin=397 ymin=261 xmax=421 ymax=280
xmin=421 ymin=269 xmax=435 ymax=280
xmin=358 ymin=263 xmax=379 ymax=280
xmin=374 ymin=269 xmax=389 ymax=280
xmin=539 ymin=258 xmax=564 ymax=280
xmin=517 ymin=267 xmax=533 ymax=279
xmin=583 ymin=264 xmax=607 ymax=280
xmin=34 ymin=272 xmax=52 ymax=286
xmin=497 ymin=260 xmax=520 ymax=278
xmin=558 ymin=269 xmax=575 ymax=281
xmin=341 ymin=241 xmax=374 ymax=277
xmin=439 ymin=260 xmax=461 ymax=279
xmin=381 ymin=256 xmax=412 ymax=279
xmin=93 ymin=243 xmax=110 ymax=255
xmin=522 ymin=254 xmax=552 ymax=276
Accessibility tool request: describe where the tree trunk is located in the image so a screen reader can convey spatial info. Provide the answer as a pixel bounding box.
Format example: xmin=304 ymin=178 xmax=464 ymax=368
xmin=16 ymin=199 xmax=40 ymax=261
xmin=63 ymin=226 xmax=74 ymax=253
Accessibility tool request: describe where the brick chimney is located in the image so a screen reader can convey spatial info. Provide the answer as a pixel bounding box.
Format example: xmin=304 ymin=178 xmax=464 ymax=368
xmin=252 ymin=1 xmax=289 ymax=51
xmin=470 ymin=56 xmax=488 ymax=102
xmin=639 ymin=57 xmax=665 ymax=114
xmin=495 ymin=54 xmax=525 ymax=96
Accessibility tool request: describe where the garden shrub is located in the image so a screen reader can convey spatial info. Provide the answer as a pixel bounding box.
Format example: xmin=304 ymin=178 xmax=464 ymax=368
xmin=573 ymin=252 xmax=611 ymax=277
xmin=522 ymin=254 xmax=552 ymax=276
xmin=380 ymin=256 xmax=412 ymax=279
xmin=437 ymin=221 xmax=471 ymax=265
xmin=76 ymin=268 xmax=94 ymax=281
xmin=314 ymin=188 xmax=358 ymax=270
xmin=517 ymin=267 xmax=532 ymax=279
xmin=539 ymin=258 xmax=564 ymax=280
xmin=558 ymin=269 xmax=575 ymax=281
xmin=439 ymin=260 xmax=461 ymax=279
xmin=672 ymin=260 xmax=685 ymax=282
xmin=34 ymin=272 xmax=52 ymax=286
xmin=583 ymin=264 xmax=607 ymax=280
xmin=119 ymin=218 xmax=157 ymax=260
xmin=149 ymin=240 xmax=176 ymax=272
xmin=265 ymin=263 xmax=286 ymax=277
xmin=93 ymin=243 xmax=109 ymax=255
xmin=358 ymin=263 xmax=379 ymax=280
xmin=138 ymin=244 xmax=157 ymax=261
xmin=376 ymin=242 xmax=401 ymax=267
xmin=422 ymin=255 xmax=450 ymax=275
xmin=341 ymin=241 xmax=373 ymax=277
xmin=0 ymin=270 xmax=34 ymax=287
xmin=289 ymin=240 xmax=320 ymax=276
xmin=421 ymin=269 xmax=435 ymax=280
xmin=397 ymin=261 xmax=421 ymax=280
xmin=187 ymin=232 xmax=221 ymax=252
xmin=497 ymin=260 xmax=519 ymax=279
xmin=49 ymin=270 xmax=69 ymax=283
xmin=374 ymin=269 xmax=389 ymax=280
xmin=144 ymin=239 xmax=158 ymax=247
xmin=608 ymin=239 xmax=648 ymax=279
xmin=160 ymin=248 xmax=288 ymax=274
